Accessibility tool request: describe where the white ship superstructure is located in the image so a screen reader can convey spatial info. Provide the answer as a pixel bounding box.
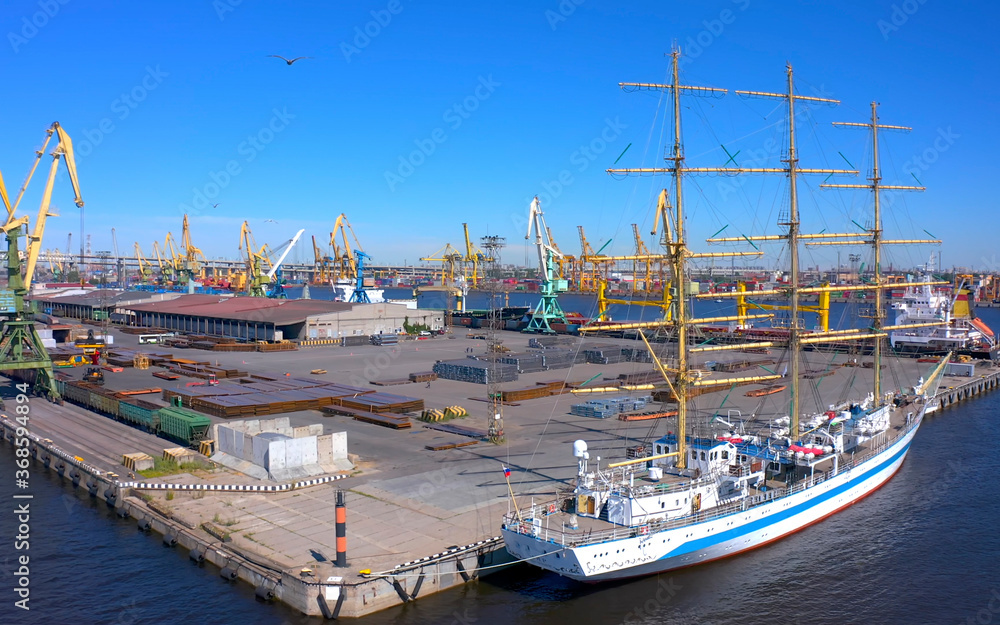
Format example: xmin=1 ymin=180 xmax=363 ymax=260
xmin=889 ymin=276 xmax=996 ymax=354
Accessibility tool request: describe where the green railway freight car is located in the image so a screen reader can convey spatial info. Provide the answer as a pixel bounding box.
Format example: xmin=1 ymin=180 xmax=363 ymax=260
xmin=158 ymin=401 xmax=211 ymax=447
xmin=118 ymin=399 xmax=161 ymax=433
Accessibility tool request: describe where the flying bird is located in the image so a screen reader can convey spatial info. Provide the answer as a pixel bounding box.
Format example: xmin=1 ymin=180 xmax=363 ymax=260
xmin=264 ymin=219 xmax=278 ymax=224
xmin=212 ymin=203 xmax=220 ymax=208
xmin=268 ymin=55 xmax=312 ymax=66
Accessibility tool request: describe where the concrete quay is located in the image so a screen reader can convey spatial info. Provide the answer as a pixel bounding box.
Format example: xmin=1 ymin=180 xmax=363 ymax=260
xmin=2 ymin=327 xmax=996 ymax=617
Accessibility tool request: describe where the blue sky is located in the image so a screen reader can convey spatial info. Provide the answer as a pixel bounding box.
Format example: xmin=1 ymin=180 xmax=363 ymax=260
xmin=2 ymin=0 xmax=997 ymax=272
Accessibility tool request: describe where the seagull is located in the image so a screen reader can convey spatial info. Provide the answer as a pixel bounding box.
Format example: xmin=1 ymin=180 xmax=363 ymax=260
xmin=264 ymin=219 xmax=278 ymax=224
xmin=268 ymin=55 xmax=312 ymax=66
xmin=212 ymin=203 xmax=220 ymax=208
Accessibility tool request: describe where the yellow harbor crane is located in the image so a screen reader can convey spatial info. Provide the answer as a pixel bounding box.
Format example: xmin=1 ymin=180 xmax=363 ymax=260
xmin=0 ymin=122 xmax=84 ymax=399
xmin=163 ymin=232 xmax=184 ymax=281
xmin=418 ymin=242 xmax=465 ymax=310
xmin=151 ymin=240 xmax=173 ymax=283
xmin=238 ymin=220 xmax=273 ymax=296
xmin=179 ymin=214 xmax=208 ymax=282
xmin=577 ymin=226 xmax=613 ymax=292
xmin=545 ymin=225 xmax=574 ymax=282
xmin=329 ymin=213 xmax=365 ymax=282
xmin=461 ymin=223 xmax=493 ymax=288
xmin=46 ymin=249 xmax=63 ymax=281
xmin=134 ymin=242 xmax=152 ymax=284
xmin=631 ymin=223 xmax=657 ymax=292
xmin=421 ymin=243 xmax=464 ymax=286
xmin=311 ymin=235 xmax=333 ymax=284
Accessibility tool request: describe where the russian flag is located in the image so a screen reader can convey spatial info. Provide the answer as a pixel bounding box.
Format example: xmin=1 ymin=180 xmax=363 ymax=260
xmin=503 ymin=467 xmax=511 ymax=478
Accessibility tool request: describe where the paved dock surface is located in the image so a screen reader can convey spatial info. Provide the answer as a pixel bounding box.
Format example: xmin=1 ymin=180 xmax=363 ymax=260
xmin=4 ymin=327 xmax=984 ymax=582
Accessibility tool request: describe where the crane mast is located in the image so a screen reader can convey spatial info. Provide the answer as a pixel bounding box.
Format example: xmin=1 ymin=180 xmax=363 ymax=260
xmin=0 ymin=122 xmax=84 ymax=400
xmin=523 ymin=196 xmax=568 ymax=333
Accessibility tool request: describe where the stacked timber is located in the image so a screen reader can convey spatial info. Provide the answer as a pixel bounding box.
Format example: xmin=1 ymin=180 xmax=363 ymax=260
xmin=409 ymin=371 xmax=438 ymax=383
xmin=319 ymin=405 xmax=411 ymax=429
xmin=498 ymin=380 xmax=571 ymax=402
xmin=712 ymin=358 xmax=776 ymax=373
xmin=163 ymin=380 xmax=375 ymax=418
xmin=257 ymin=341 xmax=297 ymax=352
xmin=570 ymin=395 xmax=653 ymax=419
xmin=614 ymin=370 xmax=666 ymax=385
xmin=106 ymin=348 xmax=174 ymax=367
xmin=119 ymin=326 xmax=170 ymax=335
xmin=618 ymin=410 xmax=677 ymax=422
xmin=433 ymin=359 xmax=518 ymax=384
xmin=333 ymin=391 xmax=424 ymax=414
xmin=539 ymin=349 xmax=578 ymax=369
xmin=496 ymin=352 xmax=547 ymax=373
xmin=583 ymin=345 xmax=626 ymax=365
xmin=164 ymin=361 xmax=247 ymax=380
xmin=621 ymin=347 xmax=655 ymax=363
xmin=528 ymin=336 xmax=577 ymax=349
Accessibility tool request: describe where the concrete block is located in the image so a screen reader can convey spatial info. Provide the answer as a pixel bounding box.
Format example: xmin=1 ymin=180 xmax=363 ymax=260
xmin=267 ymin=440 xmax=286 ymax=473
xmin=218 ymin=426 xmax=236 ymax=456
xmin=275 ymin=417 xmax=291 ymax=430
xmin=293 ymin=426 xmax=311 ymax=439
xmin=306 ymin=423 xmax=324 ymax=437
xmin=275 ymin=427 xmax=293 ymax=437
xmin=252 ymin=435 xmax=269 ymax=467
xmin=284 ymin=437 xmax=305 ymax=469
xmin=241 ymin=432 xmax=256 ymax=462
xmin=329 ymin=431 xmax=348 ymax=460
xmin=233 ymin=429 xmax=245 ymax=459
xmin=300 ymin=435 xmax=318 ymax=466
xmin=246 ymin=419 xmax=262 ymax=435
xmin=317 ymin=434 xmax=334 ymax=465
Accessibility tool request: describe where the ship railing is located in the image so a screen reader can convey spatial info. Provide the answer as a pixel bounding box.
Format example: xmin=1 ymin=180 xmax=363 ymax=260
xmin=502 ymin=413 xmax=921 ymax=548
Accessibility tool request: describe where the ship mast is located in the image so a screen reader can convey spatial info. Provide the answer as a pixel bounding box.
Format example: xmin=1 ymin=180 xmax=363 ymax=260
xmin=602 ymin=49 xmax=747 ymax=469
xmin=667 ymin=50 xmax=690 ymax=470
xmin=819 ymin=102 xmax=926 ymax=401
xmin=730 ymin=64 xmax=846 ymax=440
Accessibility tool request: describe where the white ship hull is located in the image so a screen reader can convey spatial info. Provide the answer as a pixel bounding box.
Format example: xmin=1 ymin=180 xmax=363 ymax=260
xmin=502 ymin=408 xmax=923 ymax=582
xmin=331 ymin=280 xmax=384 ymax=303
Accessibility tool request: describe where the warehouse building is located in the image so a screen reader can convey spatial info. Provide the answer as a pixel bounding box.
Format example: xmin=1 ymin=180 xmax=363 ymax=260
xmin=31 ymin=289 xmax=181 ymax=321
xmin=121 ymin=295 xmax=443 ymax=341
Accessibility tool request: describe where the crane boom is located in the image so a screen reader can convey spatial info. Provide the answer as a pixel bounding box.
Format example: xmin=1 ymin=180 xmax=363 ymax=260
xmin=330 ymin=213 xmax=364 ymax=280
xmin=0 ymin=170 xmax=11 ymax=218
xmin=19 ymin=123 xmax=84 ymax=291
xmin=267 ymin=229 xmax=305 ymax=279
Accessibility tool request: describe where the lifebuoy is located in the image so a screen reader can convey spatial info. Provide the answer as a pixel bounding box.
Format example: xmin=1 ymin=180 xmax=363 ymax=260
xmin=548 ymin=503 xmax=556 ymax=514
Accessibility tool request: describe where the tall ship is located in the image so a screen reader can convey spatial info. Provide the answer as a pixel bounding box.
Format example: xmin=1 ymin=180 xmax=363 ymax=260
xmin=501 ymin=51 xmax=948 ymax=581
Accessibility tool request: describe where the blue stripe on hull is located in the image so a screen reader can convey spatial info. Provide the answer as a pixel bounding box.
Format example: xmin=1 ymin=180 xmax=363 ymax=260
xmin=503 ymin=419 xmax=919 ymax=582
xmin=661 ymin=435 xmax=913 ymax=560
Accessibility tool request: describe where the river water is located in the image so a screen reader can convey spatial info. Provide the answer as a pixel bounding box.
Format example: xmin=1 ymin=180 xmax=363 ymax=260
xmin=2 ymin=392 xmax=997 ymax=624
xmin=2 ymin=301 xmax=997 ymax=623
